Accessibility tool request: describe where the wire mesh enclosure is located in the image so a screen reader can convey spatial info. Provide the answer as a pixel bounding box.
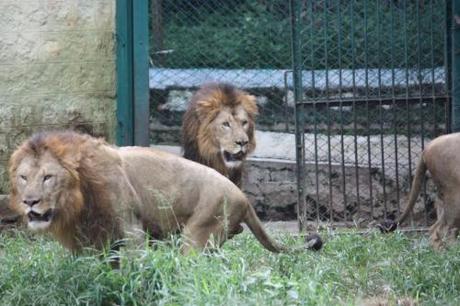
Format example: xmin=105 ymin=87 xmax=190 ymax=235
xmin=290 ymin=0 xmax=451 ymax=229
xmin=149 ymin=0 xmax=295 ymax=144
xmin=149 ymin=0 xmax=453 ymax=230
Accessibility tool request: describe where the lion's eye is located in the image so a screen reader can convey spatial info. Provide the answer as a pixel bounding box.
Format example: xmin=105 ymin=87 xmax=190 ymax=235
xmin=242 ymin=120 xmax=248 ymax=126
xmin=43 ymin=175 xmax=52 ymax=182
xmin=222 ymin=122 xmax=230 ymax=128
xmin=19 ymin=175 xmax=27 ymax=181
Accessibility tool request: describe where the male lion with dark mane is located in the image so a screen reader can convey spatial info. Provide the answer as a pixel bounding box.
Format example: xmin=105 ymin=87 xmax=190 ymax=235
xmin=9 ymin=131 xmax=320 ymax=256
xmin=379 ymin=132 xmax=460 ymax=249
xmin=181 ymin=83 xmax=258 ymax=187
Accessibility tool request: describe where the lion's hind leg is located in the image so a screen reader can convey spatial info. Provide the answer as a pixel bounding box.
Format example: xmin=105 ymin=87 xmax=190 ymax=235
xmin=430 ymin=222 xmax=459 ymax=250
xmin=429 ymin=194 xmax=460 ymax=249
xmin=180 ymin=221 xmax=215 ymax=255
xmin=180 ymin=219 xmax=243 ymax=255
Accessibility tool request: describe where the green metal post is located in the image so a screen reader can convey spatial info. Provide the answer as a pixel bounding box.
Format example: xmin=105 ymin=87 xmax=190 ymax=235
xmin=132 ymin=0 xmax=150 ymax=146
xmin=289 ymin=0 xmax=306 ymax=233
xmin=116 ymin=0 xmax=150 ymax=146
xmin=452 ymin=0 xmax=460 ymax=131
xmin=116 ymin=0 xmax=134 ymax=146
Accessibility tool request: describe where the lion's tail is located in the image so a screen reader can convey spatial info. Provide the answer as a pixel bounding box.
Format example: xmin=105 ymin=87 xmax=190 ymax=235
xmin=243 ymin=204 xmax=286 ymax=253
xmin=396 ymin=155 xmax=427 ymax=225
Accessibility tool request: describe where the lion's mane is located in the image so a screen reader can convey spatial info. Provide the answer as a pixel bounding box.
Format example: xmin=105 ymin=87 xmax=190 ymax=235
xmin=9 ymin=131 xmax=123 ymax=251
xmin=181 ymin=83 xmax=258 ymax=186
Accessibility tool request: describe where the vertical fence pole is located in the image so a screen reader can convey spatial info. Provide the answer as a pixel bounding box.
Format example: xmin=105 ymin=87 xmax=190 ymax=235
xmin=116 ymin=0 xmax=134 ymax=146
xmin=289 ymin=0 xmax=306 ymax=232
xmin=133 ymin=0 xmax=150 ymax=146
xmin=445 ymin=0 xmax=453 ymax=132
xmin=116 ymin=0 xmax=150 ymax=146
xmin=452 ymin=0 xmax=460 ymax=131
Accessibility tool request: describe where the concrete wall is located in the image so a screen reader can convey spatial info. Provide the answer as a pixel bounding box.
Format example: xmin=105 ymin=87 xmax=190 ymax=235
xmin=243 ymin=159 xmax=436 ymax=226
xmin=0 ymin=0 xmax=116 ymax=193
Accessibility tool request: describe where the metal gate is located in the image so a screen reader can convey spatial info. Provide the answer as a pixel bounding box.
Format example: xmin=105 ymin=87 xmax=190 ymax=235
xmin=289 ymin=0 xmax=452 ymax=230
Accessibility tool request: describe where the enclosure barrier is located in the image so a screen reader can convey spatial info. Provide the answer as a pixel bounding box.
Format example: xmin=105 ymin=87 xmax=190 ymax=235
xmin=149 ymin=0 xmax=453 ymax=230
xmin=149 ymin=0 xmax=296 ymax=143
xmin=290 ymin=0 xmax=451 ymax=231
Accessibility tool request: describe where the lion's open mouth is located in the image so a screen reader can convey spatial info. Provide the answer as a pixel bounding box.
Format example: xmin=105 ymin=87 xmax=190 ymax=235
xmin=223 ymin=151 xmax=245 ymax=163
xmin=27 ymin=209 xmax=54 ymax=223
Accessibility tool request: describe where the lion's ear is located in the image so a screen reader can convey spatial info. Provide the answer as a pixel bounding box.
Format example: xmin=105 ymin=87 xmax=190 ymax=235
xmin=243 ymin=95 xmax=259 ymax=117
xmin=195 ymin=99 xmax=220 ymax=121
xmin=57 ymin=151 xmax=82 ymax=182
xmin=51 ymin=145 xmax=82 ymax=175
xmin=8 ymin=148 xmax=24 ymax=178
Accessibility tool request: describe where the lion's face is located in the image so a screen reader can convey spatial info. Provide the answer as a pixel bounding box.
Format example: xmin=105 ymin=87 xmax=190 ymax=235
xmin=212 ymin=105 xmax=253 ymax=168
xmin=182 ymin=83 xmax=258 ymax=180
xmin=12 ymin=151 xmax=79 ymax=231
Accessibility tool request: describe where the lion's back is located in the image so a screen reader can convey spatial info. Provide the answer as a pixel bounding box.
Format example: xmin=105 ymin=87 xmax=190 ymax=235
xmin=118 ymin=147 xmax=244 ymax=198
xmin=424 ymin=133 xmax=460 ymax=186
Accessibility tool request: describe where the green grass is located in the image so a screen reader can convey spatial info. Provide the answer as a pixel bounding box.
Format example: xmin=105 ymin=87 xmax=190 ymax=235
xmin=1 ymin=230 xmax=459 ymax=306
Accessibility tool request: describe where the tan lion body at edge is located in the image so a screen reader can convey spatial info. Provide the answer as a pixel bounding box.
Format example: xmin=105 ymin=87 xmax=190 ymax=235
xmin=181 ymin=83 xmax=258 ymax=187
xmin=9 ymin=131 xmax=286 ymax=254
xmin=395 ymin=132 xmax=460 ymax=249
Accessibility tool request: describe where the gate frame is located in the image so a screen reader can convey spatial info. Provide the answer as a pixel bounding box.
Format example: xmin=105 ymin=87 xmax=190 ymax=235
xmin=290 ymin=0 xmax=455 ymax=232
xmin=452 ymin=0 xmax=460 ymax=131
xmin=289 ymin=0 xmax=307 ymax=232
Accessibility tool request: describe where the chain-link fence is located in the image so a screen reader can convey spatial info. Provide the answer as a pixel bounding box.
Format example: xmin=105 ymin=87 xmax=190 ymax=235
xmin=149 ymin=0 xmax=451 ymax=227
xmin=149 ymin=0 xmax=295 ymax=144
xmin=291 ymin=0 xmax=450 ymax=228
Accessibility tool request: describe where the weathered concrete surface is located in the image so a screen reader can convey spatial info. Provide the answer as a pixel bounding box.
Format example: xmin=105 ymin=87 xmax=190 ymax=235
xmin=242 ymin=158 xmax=435 ymax=226
xmin=0 ymin=0 xmax=116 ymax=193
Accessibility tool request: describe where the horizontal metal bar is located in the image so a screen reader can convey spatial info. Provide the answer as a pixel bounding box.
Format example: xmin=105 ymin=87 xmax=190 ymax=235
xmin=299 ymin=96 xmax=449 ymax=107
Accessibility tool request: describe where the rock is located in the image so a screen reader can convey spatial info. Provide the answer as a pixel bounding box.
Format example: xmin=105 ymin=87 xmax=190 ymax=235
xmin=159 ymin=90 xmax=194 ymax=112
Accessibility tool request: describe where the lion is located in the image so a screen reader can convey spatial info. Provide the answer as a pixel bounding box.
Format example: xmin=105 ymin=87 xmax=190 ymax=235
xmin=181 ymin=83 xmax=258 ymax=187
xmin=379 ymin=132 xmax=460 ymax=249
xmin=9 ymin=130 xmax=321 ymax=257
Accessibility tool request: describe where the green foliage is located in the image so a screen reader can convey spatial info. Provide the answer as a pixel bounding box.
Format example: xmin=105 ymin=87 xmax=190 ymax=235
xmin=1 ymin=229 xmax=460 ymax=305
xmin=151 ymin=0 xmax=446 ymax=70
xmin=154 ymin=0 xmax=291 ymax=69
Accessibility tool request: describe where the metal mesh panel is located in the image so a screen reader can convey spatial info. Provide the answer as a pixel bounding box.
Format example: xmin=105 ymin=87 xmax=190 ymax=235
xmin=149 ymin=0 xmax=294 ymax=144
xmin=293 ymin=0 xmax=450 ymax=228
xmin=150 ymin=0 xmax=451 ymax=228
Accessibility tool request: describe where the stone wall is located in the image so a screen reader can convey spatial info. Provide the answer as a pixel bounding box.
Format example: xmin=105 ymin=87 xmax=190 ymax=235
xmin=243 ymin=159 xmax=436 ymax=226
xmin=0 ymin=0 xmax=116 ymax=193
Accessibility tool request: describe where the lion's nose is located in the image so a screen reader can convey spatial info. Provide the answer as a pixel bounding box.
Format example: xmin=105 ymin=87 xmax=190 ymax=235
xmin=235 ymin=140 xmax=248 ymax=147
xmin=23 ymin=198 xmax=41 ymax=207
